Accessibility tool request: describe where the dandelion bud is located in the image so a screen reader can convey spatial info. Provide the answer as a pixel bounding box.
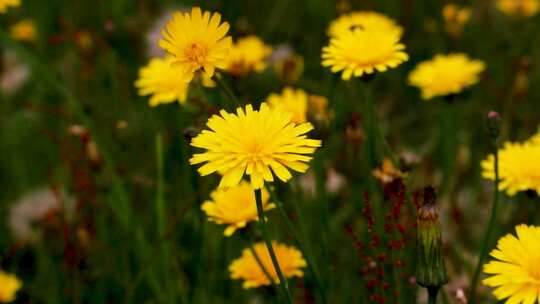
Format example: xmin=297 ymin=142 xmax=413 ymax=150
xmin=486 ymin=111 xmax=501 ymax=140
xmin=416 ymin=186 xmax=448 ymax=288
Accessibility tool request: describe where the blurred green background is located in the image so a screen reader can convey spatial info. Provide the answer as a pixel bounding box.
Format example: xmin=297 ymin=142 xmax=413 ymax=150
xmin=1 ymin=0 xmax=539 ymax=303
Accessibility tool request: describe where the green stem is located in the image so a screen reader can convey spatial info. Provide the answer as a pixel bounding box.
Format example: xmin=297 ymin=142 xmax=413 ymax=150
xmin=428 ymin=286 xmax=440 ymax=304
xmin=247 ymin=239 xmax=278 ymax=291
xmin=254 ymin=189 xmax=294 ymax=304
xmin=214 ymin=74 xmax=241 ymax=108
xmin=155 ymin=133 xmax=165 ymax=238
xmin=470 ymin=140 xmax=499 ymax=303
xmin=268 ymin=187 xmax=327 ymax=304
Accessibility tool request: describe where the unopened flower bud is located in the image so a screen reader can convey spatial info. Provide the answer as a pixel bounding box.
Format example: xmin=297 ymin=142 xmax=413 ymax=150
xmin=486 ymin=111 xmax=501 ymax=140
xmin=416 ymin=186 xmax=448 ymax=288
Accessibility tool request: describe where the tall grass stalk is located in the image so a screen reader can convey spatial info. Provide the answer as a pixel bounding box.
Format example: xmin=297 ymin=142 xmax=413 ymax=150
xmin=470 ymin=134 xmax=499 ymax=303
xmin=254 ymin=189 xmax=294 ymax=304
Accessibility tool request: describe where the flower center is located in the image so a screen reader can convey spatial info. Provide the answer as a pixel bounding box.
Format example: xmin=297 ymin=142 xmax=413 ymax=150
xmin=184 ymin=42 xmax=207 ymax=69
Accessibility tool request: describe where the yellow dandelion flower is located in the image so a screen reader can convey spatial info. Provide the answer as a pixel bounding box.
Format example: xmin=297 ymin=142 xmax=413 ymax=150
xmin=9 ymin=19 xmax=36 ymax=42
xmin=496 ymin=0 xmax=539 ymax=18
xmin=0 ymin=271 xmax=22 ymax=303
xmin=327 ymin=11 xmax=403 ymax=38
xmin=408 ymin=53 xmax=485 ymax=100
xmin=372 ymin=157 xmax=406 ymax=184
xmin=322 ymin=28 xmax=408 ymax=80
xmin=0 ymin=0 xmax=19 ymax=14
xmin=201 ymin=181 xmax=275 ymax=236
xmin=266 ymin=87 xmax=308 ymax=124
xmin=189 ymin=103 xmax=322 ymax=189
xmin=135 ymin=56 xmax=190 ymax=107
xmin=481 ymin=140 xmax=540 ymax=196
xmin=442 ymin=4 xmax=472 ymax=36
xmin=308 ymin=95 xmax=330 ymax=122
xmin=229 ymin=242 xmax=307 ymax=289
xmin=159 ymin=7 xmax=232 ymax=81
xmin=483 ymin=224 xmax=540 ymax=303
xmin=226 ymin=36 xmax=272 ymax=76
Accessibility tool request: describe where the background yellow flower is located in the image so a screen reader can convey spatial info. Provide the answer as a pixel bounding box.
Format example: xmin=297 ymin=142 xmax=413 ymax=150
xmin=135 ymin=56 xmax=190 ymax=107
xmin=225 ymin=35 xmax=272 ymax=76
xmin=0 ymin=0 xmax=20 ymax=13
xmin=189 ymin=103 xmax=321 ymax=189
xmin=327 ymin=11 xmax=403 ymax=38
xmin=322 ymin=28 xmax=408 ymax=80
xmin=159 ymin=7 xmax=232 ymax=81
xmin=229 ymin=242 xmax=306 ymax=288
xmin=408 ymin=53 xmax=485 ymax=100
xmin=9 ymin=19 xmax=36 ymax=42
xmin=442 ymin=4 xmax=471 ymax=36
xmin=483 ymin=224 xmax=540 ymax=303
xmin=481 ymin=138 xmax=540 ymax=196
xmin=0 ymin=271 xmax=22 ymax=303
xmin=201 ymin=181 xmax=275 ymax=236
xmin=496 ymin=0 xmax=539 ymax=17
xmin=266 ymin=87 xmax=308 ymax=124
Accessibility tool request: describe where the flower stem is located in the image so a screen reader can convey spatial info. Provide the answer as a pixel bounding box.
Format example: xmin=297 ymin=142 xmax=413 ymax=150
xmin=247 ymin=239 xmax=278 ymax=291
xmin=428 ymin=286 xmax=440 ymax=304
xmin=254 ymin=189 xmax=294 ymax=304
xmin=469 ymin=139 xmax=499 ymax=303
xmin=214 ymin=74 xmax=241 ymax=107
xmin=267 ymin=187 xmax=328 ymax=304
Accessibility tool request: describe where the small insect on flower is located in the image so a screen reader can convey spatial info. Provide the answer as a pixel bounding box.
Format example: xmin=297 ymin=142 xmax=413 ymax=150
xmin=229 ymin=242 xmax=306 ymax=289
xmin=225 ymin=36 xmax=273 ymax=77
xmin=0 ymin=0 xmax=20 ymax=14
xmin=483 ymin=224 xmax=540 ymax=303
xmin=201 ymin=181 xmax=275 ymax=236
xmin=159 ymin=7 xmax=232 ymax=82
xmin=322 ymin=24 xmax=408 ymax=80
xmin=408 ymin=53 xmax=485 ymax=100
xmin=496 ymin=0 xmax=539 ymax=18
xmin=266 ymin=87 xmax=309 ymax=124
xmin=9 ymin=19 xmax=36 ymax=42
xmin=135 ymin=56 xmax=190 ymax=107
xmin=326 ymin=11 xmax=403 ymax=38
xmin=189 ymin=103 xmax=321 ymax=189
xmin=481 ymin=136 xmax=540 ymax=196
xmin=0 ymin=271 xmax=22 ymax=303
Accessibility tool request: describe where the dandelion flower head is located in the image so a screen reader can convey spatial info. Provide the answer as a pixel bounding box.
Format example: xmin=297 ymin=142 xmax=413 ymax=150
xmin=229 ymin=242 xmax=307 ymax=288
xmin=189 ymin=103 xmax=322 ymax=189
xmin=159 ymin=7 xmax=232 ymax=81
xmin=483 ymin=224 xmax=540 ymax=303
xmin=0 ymin=0 xmax=20 ymax=14
xmin=0 ymin=271 xmax=22 ymax=303
xmin=327 ymin=11 xmax=403 ymax=38
xmin=322 ymin=27 xmax=408 ymax=80
xmin=408 ymin=53 xmax=485 ymax=100
xmin=496 ymin=0 xmax=539 ymax=18
xmin=481 ymin=139 xmax=540 ymax=196
xmin=9 ymin=19 xmax=36 ymax=42
xmin=135 ymin=56 xmax=190 ymax=107
xmin=226 ymin=35 xmax=272 ymax=76
xmin=442 ymin=4 xmax=472 ymax=36
xmin=201 ymin=181 xmax=275 ymax=236
xmin=267 ymin=87 xmax=308 ymax=124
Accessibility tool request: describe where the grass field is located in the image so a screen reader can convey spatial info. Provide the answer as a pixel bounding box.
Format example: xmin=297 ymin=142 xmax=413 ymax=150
xmin=1 ymin=0 xmax=540 ymax=303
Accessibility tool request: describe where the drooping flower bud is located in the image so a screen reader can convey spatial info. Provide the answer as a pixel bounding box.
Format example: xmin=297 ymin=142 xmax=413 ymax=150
xmin=416 ymin=186 xmax=448 ymax=289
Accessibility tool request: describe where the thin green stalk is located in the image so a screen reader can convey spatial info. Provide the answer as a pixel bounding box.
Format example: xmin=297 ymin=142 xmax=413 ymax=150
xmin=247 ymin=239 xmax=279 ymax=291
xmin=214 ymin=74 xmax=241 ymax=107
xmin=470 ymin=140 xmax=499 ymax=303
xmin=254 ymin=189 xmax=294 ymax=304
xmin=155 ymin=133 xmax=166 ymax=238
xmin=428 ymin=287 xmax=440 ymax=304
xmin=267 ymin=187 xmax=328 ymax=304
xmin=362 ymin=83 xmax=398 ymax=165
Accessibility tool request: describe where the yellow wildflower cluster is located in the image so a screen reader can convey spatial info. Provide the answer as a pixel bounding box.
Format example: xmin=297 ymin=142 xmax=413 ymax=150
xmin=496 ymin=0 xmax=539 ymax=17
